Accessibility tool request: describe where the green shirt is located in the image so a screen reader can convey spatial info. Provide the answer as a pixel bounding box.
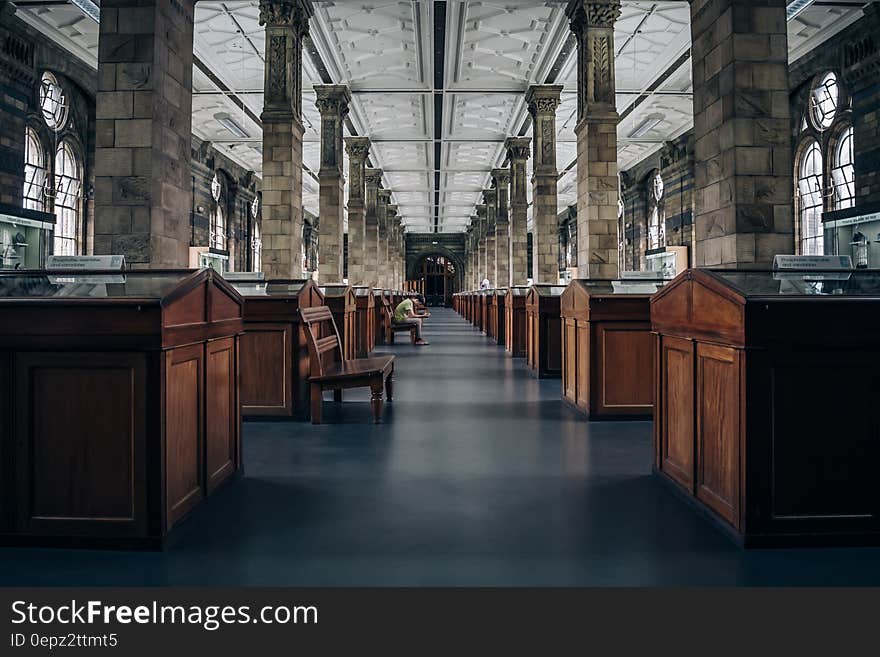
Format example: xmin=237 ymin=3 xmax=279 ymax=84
xmin=393 ymin=299 xmax=414 ymax=323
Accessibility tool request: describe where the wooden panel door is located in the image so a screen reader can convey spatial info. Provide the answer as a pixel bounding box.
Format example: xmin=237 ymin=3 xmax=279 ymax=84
xmin=164 ymin=344 xmax=204 ymax=530
xmin=576 ymin=322 xmax=589 ymax=411
xmin=13 ymin=352 xmax=148 ymax=537
xmin=206 ymin=337 xmax=238 ymax=494
xmin=563 ymin=318 xmax=577 ymax=403
xmin=595 ymin=322 xmax=654 ymax=415
xmin=659 ymin=336 xmax=695 ymax=491
xmin=240 ymin=324 xmax=292 ymax=416
xmin=696 ymin=342 xmax=741 ymax=528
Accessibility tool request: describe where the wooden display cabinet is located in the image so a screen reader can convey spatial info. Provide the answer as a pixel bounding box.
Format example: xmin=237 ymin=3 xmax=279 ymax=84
xmin=0 ymin=268 xmax=243 ymax=548
xmin=505 ymin=286 xmax=529 ymax=357
xmin=487 ymin=289 xmax=506 ymax=346
xmin=480 ymin=291 xmax=489 ymax=334
xmin=525 ymin=284 xmax=565 ymax=378
xmin=652 ymin=268 xmax=880 ymax=546
xmin=353 ymin=286 xmax=375 ymax=358
xmin=560 ymin=279 xmax=665 ymax=419
xmin=373 ymin=289 xmax=388 ymax=345
xmin=320 ymin=284 xmax=357 ymax=361
xmin=229 ymin=277 xmax=323 ymax=419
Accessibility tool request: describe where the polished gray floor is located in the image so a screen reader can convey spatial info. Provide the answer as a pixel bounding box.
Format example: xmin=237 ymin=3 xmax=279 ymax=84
xmin=3 ymin=307 xmax=880 ymax=586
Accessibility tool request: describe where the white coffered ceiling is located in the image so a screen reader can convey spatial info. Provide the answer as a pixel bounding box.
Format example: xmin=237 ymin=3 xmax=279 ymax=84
xmin=10 ymin=0 xmax=870 ymax=232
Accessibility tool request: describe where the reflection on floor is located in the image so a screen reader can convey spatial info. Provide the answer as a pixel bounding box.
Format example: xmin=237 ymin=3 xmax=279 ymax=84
xmin=3 ymin=307 xmax=880 ymax=586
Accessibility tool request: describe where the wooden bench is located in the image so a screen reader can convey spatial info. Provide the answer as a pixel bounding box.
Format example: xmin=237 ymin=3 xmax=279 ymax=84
xmin=381 ymin=297 xmax=419 ymax=345
xmin=300 ymin=306 xmax=394 ymax=424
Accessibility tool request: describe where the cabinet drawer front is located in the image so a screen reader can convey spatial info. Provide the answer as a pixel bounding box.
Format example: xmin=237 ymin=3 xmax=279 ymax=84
xmin=206 ymin=337 xmax=238 ymax=493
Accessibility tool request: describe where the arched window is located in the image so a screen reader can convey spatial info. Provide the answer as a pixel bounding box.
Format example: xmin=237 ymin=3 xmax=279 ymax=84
xmin=797 ymin=140 xmax=824 ymax=256
xmin=810 ymin=71 xmax=839 ymax=131
xmin=831 ymin=125 xmax=855 ymax=210
xmin=210 ymin=173 xmax=226 ymax=250
xmin=53 ymin=140 xmax=81 ymax=255
xmin=23 ymin=127 xmax=46 ymax=211
xmin=648 ymin=172 xmax=665 ymax=251
xmin=39 ymin=72 xmax=68 ymax=131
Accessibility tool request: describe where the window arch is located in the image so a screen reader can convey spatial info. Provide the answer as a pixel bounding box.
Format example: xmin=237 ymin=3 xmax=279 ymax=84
xmin=53 ymin=140 xmax=81 ymax=255
xmin=39 ymin=72 xmax=68 ymax=132
xmin=797 ymin=140 xmax=824 ymax=256
xmin=648 ymin=172 xmax=665 ymax=251
xmin=810 ymin=71 xmax=839 ymax=131
xmin=23 ymin=127 xmax=46 ymax=211
xmin=210 ymin=173 xmax=226 ymax=250
xmin=831 ymin=125 xmax=855 ymax=210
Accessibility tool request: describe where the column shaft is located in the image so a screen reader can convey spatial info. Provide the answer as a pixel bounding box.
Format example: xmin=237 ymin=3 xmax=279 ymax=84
xmin=506 ymin=137 xmax=531 ymax=285
xmin=94 ymin=0 xmax=196 ymax=267
xmin=257 ymin=0 xmax=310 ymax=278
xmin=345 ymin=136 xmax=370 ymax=285
xmin=363 ymin=169 xmax=382 ymax=287
xmin=690 ymin=0 xmax=792 ymax=266
xmin=315 ymin=84 xmax=350 ymax=282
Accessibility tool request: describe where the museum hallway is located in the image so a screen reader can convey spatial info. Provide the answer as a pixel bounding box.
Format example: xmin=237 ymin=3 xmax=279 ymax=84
xmin=3 ymin=307 xmax=880 ymax=586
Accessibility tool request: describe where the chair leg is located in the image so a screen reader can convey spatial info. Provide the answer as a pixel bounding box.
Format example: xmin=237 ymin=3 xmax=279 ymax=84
xmin=310 ymin=384 xmax=323 ymax=425
xmin=333 ymin=389 xmax=343 ymax=402
xmin=385 ymin=372 xmax=394 ymax=402
xmin=370 ymin=380 xmax=383 ymax=423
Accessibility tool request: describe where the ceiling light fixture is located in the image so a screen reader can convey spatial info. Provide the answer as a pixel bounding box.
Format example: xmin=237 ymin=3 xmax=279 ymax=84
xmin=214 ymin=112 xmax=249 ymax=139
xmin=627 ymin=114 xmax=664 ymax=139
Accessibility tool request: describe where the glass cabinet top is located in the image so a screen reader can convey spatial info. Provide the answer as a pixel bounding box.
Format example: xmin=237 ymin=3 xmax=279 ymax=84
xmin=0 ymin=270 xmax=195 ymax=300
xmin=531 ymin=284 xmax=568 ymax=296
xmin=320 ymin=284 xmax=351 ymax=297
xmin=573 ymin=278 xmax=667 ymax=295
xmin=704 ymin=269 xmax=880 ymax=297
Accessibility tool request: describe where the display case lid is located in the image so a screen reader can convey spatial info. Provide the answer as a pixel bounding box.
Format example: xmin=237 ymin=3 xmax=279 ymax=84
xmin=566 ymin=278 xmax=667 ymax=296
xmin=0 ymin=268 xmax=219 ymax=302
xmin=352 ymin=285 xmax=373 ymax=297
xmin=320 ymin=284 xmax=354 ymax=301
xmin=529 ymin=284 xmax=567 ymax=297
xmin=508 ymin=286 xmax=530 ymax=296
xmin=702 ymin=268 xmax=880 ymax=298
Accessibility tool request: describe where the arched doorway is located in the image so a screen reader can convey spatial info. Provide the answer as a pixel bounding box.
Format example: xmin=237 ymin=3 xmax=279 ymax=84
xmin=410 ymin=254 xmax=457 ymax=306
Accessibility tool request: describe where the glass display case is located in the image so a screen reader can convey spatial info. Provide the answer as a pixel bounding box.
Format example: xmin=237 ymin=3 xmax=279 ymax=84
xmin=0 ymin=269 xmax=193 ymax=299
xmin=652 ymin=267 xmax=880 ymax=546
xmin=823 ymin=204 xmax=880 ymax=268
xmin=525 ymin=284 xmax=565 ymax=378
xmin=0 ymin=207 xmax=54 ymax=270
xmin=505 ymin=286 xmax=530 ymax=357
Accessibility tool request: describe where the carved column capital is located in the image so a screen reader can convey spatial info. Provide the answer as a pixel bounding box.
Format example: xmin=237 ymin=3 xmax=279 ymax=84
xmin=259 ymin=0 xmax=312 ymax=32
xmin=526 ymin=86 xmax=562 ymax=173
xmin=315 ymin=85 xmax=351 ymax=174
xmin=566 ymin=0 xmax=621 ymax=30
xmin=505 ymin=136 xmax=531 ymax=162
xmin=364 ymin=168 xmax=383 ymax=187
xmin=491 ymin=168 xmax=511 ymax=187
xmin=344 ymin=136 xmax=370 ymax=160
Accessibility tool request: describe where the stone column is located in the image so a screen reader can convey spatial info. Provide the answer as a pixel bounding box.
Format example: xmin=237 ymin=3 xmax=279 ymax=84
xmin=344 ymin=136 xmax=370 ymax=285
xmin=526 ymin=85 xmax=563 ymax=283
xmin=483 ymin=188 xmax=497 ymax=287
xmin=386 ymin=205 xmax=399 ymax=289
xmin=314 ymin=84 xmax=350 ymax=282
xmin=689 ymin=0 xmax=792 ymax=266
xmin=94 ymin=0 xmax=197 ymax=267
xmin=465 ymin=225 xmax=475 ymax=289
xmin=505 ymin=137 xmax=531 ymax=285
xmin=399 ymin=226 xmax=406 ymax=289
xmin=476 ymin=205 xmax=488 ymax=285
xmin=256 ymin=0 xmax=311 ymax=277
xmin=567 ymin=0 xmax=621 ymax=279
xmin=491 ymin=169 xmax=512 ymax=288
xmin=377 ymin=189 xmax=390 ymax=288
xmin=363 ymin=168 xmax=382 ymax=287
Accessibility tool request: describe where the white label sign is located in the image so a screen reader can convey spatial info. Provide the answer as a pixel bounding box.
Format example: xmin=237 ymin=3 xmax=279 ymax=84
xmin=620 ymin=270 xmax=665 ymax=280
xmin=47 ymin=255 xmax=125 ymax=271
xmin=772 ymin=255 xmax=852 ymax=270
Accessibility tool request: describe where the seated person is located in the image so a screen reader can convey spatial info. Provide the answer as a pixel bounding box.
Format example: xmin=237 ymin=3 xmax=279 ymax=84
xmin=393 ymin=295 xmax=431 ymax=346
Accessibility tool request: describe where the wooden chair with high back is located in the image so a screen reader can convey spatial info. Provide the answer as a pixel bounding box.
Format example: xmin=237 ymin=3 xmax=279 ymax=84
xmin=381 ymin=296 xmax=419 ymax=345
xmin=299 ymin=306 xmax=394 ymax=424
